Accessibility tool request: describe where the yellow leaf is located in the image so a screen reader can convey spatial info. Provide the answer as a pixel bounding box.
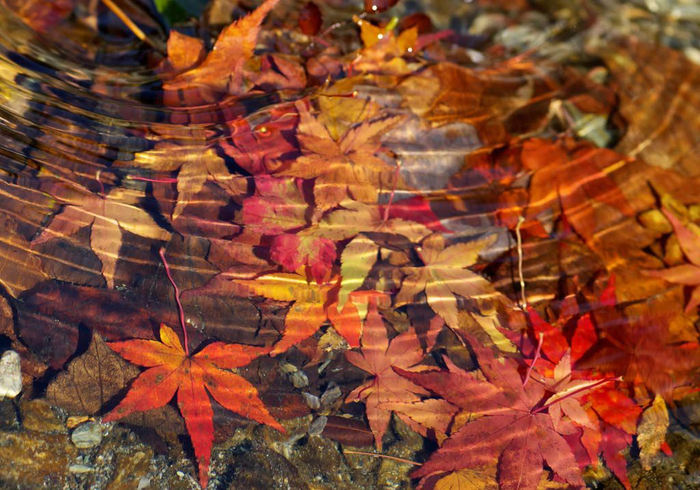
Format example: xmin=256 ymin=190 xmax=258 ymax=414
xmin=234 ymin=272 xmax=321 ymax=303
xmin=318 ymin=77 xmax=379 ymax=140
xmin=638 ymin=395 xmax=669 ymax=471
xmin=434 ymin=468 xmax=497 ymax=490
xmin=339 ymin=234 xmax=379 ymax=309
xmin=397 ymin=233 xmax=499 ymax=330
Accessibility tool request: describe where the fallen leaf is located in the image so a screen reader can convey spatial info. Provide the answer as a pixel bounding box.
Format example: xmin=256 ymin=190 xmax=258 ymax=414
xmin=160 ymin=31 xmax=205 ymax=73
xmin=32 ymin=185 xmax=170 ymax=288
xmin=298 ymin=2 xmax=322 ymax=36
xmin=580 ymin=309 xmax=699 ymax=401
xmin=240 ymin=176 xmax=308 ymax=235
xmin=395 ymin=340 xmax=586 ymax=490
xmin=0 ymin=214 xmax=47 ymax=297
xmin=275 ymin=100 xmax=404 ymax=210
xmin=270 ymin=233 xmax=336 ymax=285
xmin=104 ymin=324 xmax=283 ymax=489
xmin=643 ymin=207 xmax=700 ymax=312
xmin=322 ymin=415 xmax=374 ymax=447
xmin=399 ymin=62 xmax=547 ymax=145
xmin=163 ymin=0 xmax=281 ymax=102
xmin=352 ymin=19 xmax=417 ymax=77
xmin=523 ymin=138 xmax=635 ymax=243
xmin=129 ymin=143 xmax=244 ymax=220
xmin=637 ymin=395 xmax=670 ymax=471
xmin=47 ymin=333 xmax=139 ymax=415
xmin=603 ymin=38 xmax=700 ymax=177
xmin=221 ymin=106 xmax=299 ymax=176
xmin=346 ymin=295 xmax=456 ymax=449
xmin=429 ymin=468 xmax=497 ymax=490
xmin=338 ymin=234 xmax=379 ymax=309
xmin=233 ymin=270 xmax=362 ymax=353
xmin=312 ymin=200 xmax=432 ymax=243
xmin=395 ymin=233 xmax=511 ymax=349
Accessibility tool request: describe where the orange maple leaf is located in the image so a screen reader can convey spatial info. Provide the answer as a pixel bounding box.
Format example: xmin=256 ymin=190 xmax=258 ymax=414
xmin=234 ymin=270 xmax=362 ymax=353
xmin=275 ymin=100 xmax=405 ymax=210
xmin=103 ymin=324 xmax=283 ymax=489
xmin=163 ymin=0 xmax=280 ymax=103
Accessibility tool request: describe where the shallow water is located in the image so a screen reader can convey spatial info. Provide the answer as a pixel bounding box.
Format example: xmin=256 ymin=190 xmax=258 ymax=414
xmin=0 ymin=1 xmax=698 ymax=490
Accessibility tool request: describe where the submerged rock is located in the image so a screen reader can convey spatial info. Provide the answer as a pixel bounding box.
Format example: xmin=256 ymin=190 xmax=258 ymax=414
xmin=71 ymin=420 xmax=103 ymax=449
xmin=20 ymin=398 xmax=66 ymax=434
xmin=0 ymin=350 xmax=21 ymax=400
xmin=0 ymin=430 xmax=78 ymax=488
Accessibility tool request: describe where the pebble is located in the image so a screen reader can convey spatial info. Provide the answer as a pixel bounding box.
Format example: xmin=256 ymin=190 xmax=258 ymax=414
xmin=71 ymin=421 xmax=102 ymax=449
xmin=68 ymin=464 xmax=94 ymax=473
xmin=0 ymin=350 xmax=22 ymax=400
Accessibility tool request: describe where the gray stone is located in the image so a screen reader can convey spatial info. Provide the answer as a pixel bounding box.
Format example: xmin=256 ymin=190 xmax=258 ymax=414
xmin=71 ymin=421 xmax=103 ymax=449
xmin=0 ymin=350 xmax=22 ymax=400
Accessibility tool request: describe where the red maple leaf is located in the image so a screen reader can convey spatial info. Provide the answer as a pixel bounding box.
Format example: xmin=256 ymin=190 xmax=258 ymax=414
xmin=395 ymin=340 xmax=586 ymax=490
xmin=578 ymin=309 xmax=700 ymax=401
xmin=346 ymin=297 xmax=455 ymax=449
xmin=644 ymin=207 xmax=700 ymax=312
xmin=240 ymin=176 xmax=308 ymax=235
xmin=103 ymin=324 xmax=283 ymax=488
xmin=270 ymin=233 xmax=337 ymax=285
xmin=526 ymin=308 xmax=641 ymax=488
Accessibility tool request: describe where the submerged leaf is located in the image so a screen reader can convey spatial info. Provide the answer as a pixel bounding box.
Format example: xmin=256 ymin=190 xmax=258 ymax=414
xmin=104 ymin=324 xmax=283 ymax=488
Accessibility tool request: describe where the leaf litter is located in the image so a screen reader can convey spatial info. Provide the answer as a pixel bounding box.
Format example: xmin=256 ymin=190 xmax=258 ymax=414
xmin=0 ymin=1 xmax=699 ymax=489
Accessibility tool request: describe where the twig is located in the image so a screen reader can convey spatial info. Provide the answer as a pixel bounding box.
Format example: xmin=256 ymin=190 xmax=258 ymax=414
xmin=515 ymin=216 xmax=527 ymax=310
xmin=159 ymin=248 xmax=190 ymax=356
xmin=101 ymin=0 xmax=165 ymax=54
xmin=127 ymin=175 xmax=178 ymax=184
xmin=343 ymin=450 xmax=420 ymax=466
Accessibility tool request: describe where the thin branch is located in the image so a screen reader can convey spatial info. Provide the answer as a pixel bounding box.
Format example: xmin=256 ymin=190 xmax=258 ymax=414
xmin=515 ymin=216 xmax=527 ymax=310
xmin=101 ymin=0 xmax=165 ymax=54
xmin=343 ymin=450 xmax=421 ymax=466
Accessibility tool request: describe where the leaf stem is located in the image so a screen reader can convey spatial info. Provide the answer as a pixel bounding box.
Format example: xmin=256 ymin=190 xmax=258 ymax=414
xmin=159 ymin=248 xmax=190 ymax=356
xmin=343 ymin=450 xmax=420 ymax=466
xmin=382 ymin=158 xmax=402 ymax=223
xmin=101 ymin=0 xmax=165 ymax=54
xmin=533 ymin=377 xmax=619 ymax=414
xmin=523 ymin=332 xmax=543 ymax=387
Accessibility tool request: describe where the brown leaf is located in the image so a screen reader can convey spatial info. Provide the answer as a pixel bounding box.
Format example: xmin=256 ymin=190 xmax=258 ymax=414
xmin=604 ymin=38 xmax=700 ymax=177
xmin=46 ymin=333 xmax=140 ymax=415
xmin=0 ymin=214 xmax=47 ymax=297
xmin=399 ymin=62 xmax=551 ymax=145
xmin=32 ymin=184 xmax=170 ymax=289
xmin=322 ymin=415 xmax=374 ymax=447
